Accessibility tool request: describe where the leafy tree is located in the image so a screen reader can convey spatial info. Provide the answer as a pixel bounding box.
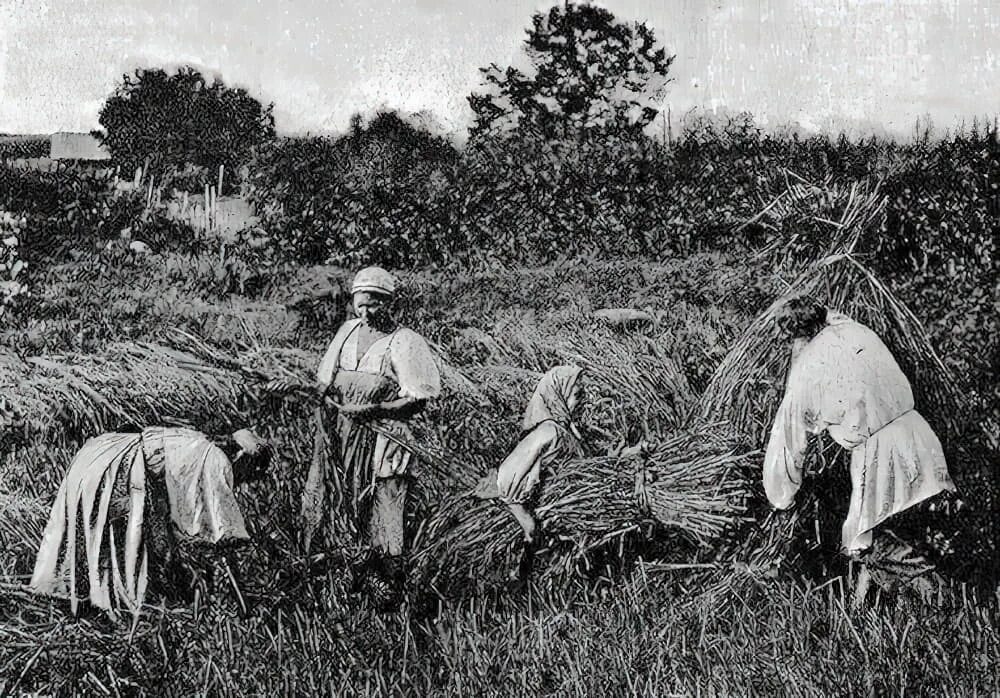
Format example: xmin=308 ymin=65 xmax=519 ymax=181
xmin=98 ymin=66 xmax=275 ymax=184
xmin=468 ymin=2 xmax=674 ymax=140
xmin=247 ymin=109 xmax=460 ymax=266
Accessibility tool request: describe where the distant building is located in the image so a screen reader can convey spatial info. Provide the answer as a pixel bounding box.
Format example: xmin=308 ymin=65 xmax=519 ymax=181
xmin=49 ymin=132 xmax=111 ymax=161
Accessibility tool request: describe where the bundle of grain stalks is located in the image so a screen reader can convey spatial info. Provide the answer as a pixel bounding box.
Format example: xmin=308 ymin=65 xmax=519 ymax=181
xmin=707 ymin=175 xmax=991 ymax=456
xmin=0 ymin=492 xmax=49 ymax=576
xmin=0 ymin=336 xmax=317 ymax=446
xmin=463 ymin=319 xmax=698 ymax=441
xmin=411 ymin=425 xmax=755 ymax=597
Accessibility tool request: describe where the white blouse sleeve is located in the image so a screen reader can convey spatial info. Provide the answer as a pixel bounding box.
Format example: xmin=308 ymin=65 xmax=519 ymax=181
xmin=496 ymin=422 xmax=560 ymax=504
xmin=762 ymin=349 xmax=816 ymax=510
xmin=388 ymin=328 xmax=442 ymax=400
xmin=762 ymin=390 xmax=810 ymax=510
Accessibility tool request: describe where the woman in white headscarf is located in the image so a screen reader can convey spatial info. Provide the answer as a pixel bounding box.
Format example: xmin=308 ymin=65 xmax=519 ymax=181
xmin=474 ymin=365 xmax=587 ymax=544
xmin=304 ymin=265 xmax=441 ymax=599
xmin=30 ymin=426 xmax=271 ymax=622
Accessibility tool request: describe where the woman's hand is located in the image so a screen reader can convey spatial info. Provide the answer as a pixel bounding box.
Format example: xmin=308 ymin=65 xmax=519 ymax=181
xmin=609 ymin=439 xmax=652 ymax=459
xmin=827 ymin=424 xmax=867 ymax=450
xmin=336 ymin=402 xmax=381 ymax=420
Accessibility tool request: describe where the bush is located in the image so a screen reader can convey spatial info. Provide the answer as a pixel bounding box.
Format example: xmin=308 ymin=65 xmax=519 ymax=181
xmin=98 ymin=66 xmax=275 ymax=190
xmin=0 ymin=136 xmax=50 ymax=160
xmin=0 ymin=210 xmax=29 ymax=316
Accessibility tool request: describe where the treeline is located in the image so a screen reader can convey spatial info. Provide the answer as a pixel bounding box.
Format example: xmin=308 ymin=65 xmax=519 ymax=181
xmin=0 ymin=136 xmax=50 ymax=161
xmin=247 ymin=111 xmax=1000 ymax=278
xmin=245 ymin=112 xmax=1000 ymax=410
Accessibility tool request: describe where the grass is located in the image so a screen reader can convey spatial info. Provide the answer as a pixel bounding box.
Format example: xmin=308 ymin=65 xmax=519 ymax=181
xmin=4 ymin=569 xmax=996 ymax=696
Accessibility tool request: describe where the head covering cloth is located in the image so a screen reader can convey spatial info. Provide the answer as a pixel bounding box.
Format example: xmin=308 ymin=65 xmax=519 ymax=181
xmin=351 ymin=266 xmax=396 ymax=296
xmin=521 ymin=365 xmax=585 ymax=441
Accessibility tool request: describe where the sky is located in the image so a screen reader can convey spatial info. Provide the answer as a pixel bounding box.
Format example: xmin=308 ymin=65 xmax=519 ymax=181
xmin=1 ymin=0 xmax=998 ymax=140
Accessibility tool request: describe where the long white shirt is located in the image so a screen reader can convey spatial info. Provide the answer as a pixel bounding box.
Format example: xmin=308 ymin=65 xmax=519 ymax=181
xmin=763 ymin=312 xmax=955 ymax=552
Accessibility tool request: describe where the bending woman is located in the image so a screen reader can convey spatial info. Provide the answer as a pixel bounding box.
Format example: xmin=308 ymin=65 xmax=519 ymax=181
xmin=474 ymin=365 xmax=587 ymax=546
xmin=30 ymin=426 xmax=272 ymax=620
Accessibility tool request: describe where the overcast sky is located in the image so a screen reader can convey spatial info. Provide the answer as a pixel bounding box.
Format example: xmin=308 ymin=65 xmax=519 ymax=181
xmin=1 ymin=0 xmax=998 ymax=139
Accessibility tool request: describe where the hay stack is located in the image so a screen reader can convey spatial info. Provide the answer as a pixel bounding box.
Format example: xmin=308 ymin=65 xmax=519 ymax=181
xmin=411 ymin=425 xmax=755 ymax=597
xmin=700 ymin=253 xmax=970 ymax=450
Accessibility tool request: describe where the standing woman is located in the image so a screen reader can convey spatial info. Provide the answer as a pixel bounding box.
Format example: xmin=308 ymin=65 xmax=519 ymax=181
xmin=303 ymin=266 xmax=441 ymax=600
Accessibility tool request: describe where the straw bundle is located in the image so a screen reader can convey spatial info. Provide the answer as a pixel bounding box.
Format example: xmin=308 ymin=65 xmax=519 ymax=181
xmin=0 ymin=337 xmax=316 ymax=447
xmin=411 ymin=425 xmax=755 ymax=596
xmin=544 ymin=426 xmax=753 ymax=545
xmin=0 ymin=493 xmax=49 ymax=576
xmin=553 ymin=332 xmax=696 ymax=438
xmin=700 ymin=253 xmax=971 ymax=448
xmin=745 ymin=175 xmax=887 ymax=268
xmin=703 ymin=173 xmax=990 ymax=460
xmin=409 ymin=497 xmax=523 ymax=595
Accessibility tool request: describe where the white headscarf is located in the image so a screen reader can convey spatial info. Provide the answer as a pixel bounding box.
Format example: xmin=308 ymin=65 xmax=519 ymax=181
xmin=521 ymin=365 xmax=585 ymax=447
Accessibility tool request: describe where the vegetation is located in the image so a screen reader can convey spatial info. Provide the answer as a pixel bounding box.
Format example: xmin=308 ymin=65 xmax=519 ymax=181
xmin=98 ymin=66 xmax=276 ymax=191
xmin=0 ymin=135 xmax=50 ymax=161
xmin=468 ymin=2 xmax=674 ymax=140
xmin=0 ymin=231 xmax=997 ymax=694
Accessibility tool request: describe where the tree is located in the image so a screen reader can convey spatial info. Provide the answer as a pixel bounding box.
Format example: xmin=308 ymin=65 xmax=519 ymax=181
xmin=468 ymin=3 xmax=674 ymax=140
xmin=98 ymin=66 xmax=275 ymax=183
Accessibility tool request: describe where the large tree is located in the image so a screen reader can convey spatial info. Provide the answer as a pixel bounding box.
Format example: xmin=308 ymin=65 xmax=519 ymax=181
xmin=468 ymin=3 xmax=674 ymax=140
xmin=98 ymin=66 xmax=275 ymax=181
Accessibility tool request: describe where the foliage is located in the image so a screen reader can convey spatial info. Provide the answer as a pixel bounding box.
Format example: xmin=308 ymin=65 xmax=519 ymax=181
xmin=3 ymin=105 xmax=1000 ymax=695
xmin=0 ymin=211 xmax=29 ymax=316
xmin=0 ymin=161 xmax=127 ymax=261
xmin=0 ymin=136 xmax=50 ymax=160
xmin=246 ymin=111 xmax=461 ymax=267
xmin=468 ymin=2 xmax=674 ymax=140
xmin=98 ymin=66 xmax=275 ymax=190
